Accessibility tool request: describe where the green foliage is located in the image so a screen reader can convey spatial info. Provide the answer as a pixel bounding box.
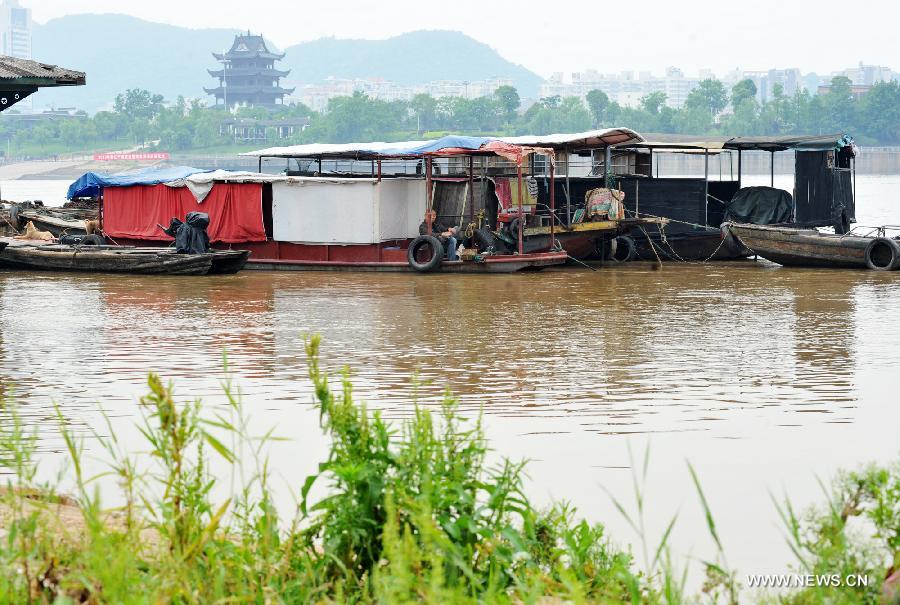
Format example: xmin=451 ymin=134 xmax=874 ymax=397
xmin=0 ymin=338 xmax=894 ymax=603
xmin=4 ymin=76 xmax=900 ymax=159
xmin=586 ymin=89 xmax=610 ymax=127
xmin=773 ymin=461 xmax=900 ymax=605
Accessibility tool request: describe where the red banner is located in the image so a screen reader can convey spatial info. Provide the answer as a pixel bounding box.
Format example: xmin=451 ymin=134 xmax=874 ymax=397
xmin=93 ymin=152 xmax=170 ymax=161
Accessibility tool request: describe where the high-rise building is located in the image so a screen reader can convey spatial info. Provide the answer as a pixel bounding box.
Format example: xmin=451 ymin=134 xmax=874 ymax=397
xmin=0 ymin=0 xmax=31 ymax=59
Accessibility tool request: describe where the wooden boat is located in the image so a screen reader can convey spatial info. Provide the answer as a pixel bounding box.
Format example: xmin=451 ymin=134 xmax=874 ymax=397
xmin=16 ymin=208 xmax=94 ymax=237
xmin=0 ymin=240 xmax=250 ymax=275
xmin=724 ymin=222 xmax=900 ymax=270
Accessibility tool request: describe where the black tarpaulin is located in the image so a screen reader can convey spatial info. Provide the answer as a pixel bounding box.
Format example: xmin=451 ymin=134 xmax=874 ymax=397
xmin=164 ymin=212 xmax=211 ymax=254
xmin=724 ymin=187 xmax=794 ymax=225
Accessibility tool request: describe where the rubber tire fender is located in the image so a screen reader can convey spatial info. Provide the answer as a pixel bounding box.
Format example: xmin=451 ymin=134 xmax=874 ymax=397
xmin=79 ymin=234 xmax=105 ymax=246
xmin=864 ymin=237 xmax=900 ymax=271
xmin=407 ymin=235 xmax=444 ymax=272
xmin=506 ymin=217 xmax=523 ymax=239
xmin=610 ymin=235 xmax=636 ymax=262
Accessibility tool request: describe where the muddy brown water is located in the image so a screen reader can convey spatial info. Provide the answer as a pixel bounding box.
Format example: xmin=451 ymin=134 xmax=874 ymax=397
xmin=0 ymin=174 xmax=898 ymax=585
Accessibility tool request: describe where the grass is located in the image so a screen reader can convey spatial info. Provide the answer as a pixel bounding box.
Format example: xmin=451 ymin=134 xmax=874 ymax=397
xmin=0 ymin=335 xmax=895 ymax=603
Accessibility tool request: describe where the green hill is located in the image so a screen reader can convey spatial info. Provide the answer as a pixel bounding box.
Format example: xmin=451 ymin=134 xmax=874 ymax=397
xmin=281 ymin=30 xmax=542 ymax=96
xmin=29 ymin=15 xmax=543 ymax=113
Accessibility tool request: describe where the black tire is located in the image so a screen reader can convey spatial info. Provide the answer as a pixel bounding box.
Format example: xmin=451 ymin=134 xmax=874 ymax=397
xmin=506 ymin=217 xmax=523 ymax=239
xmin=79 ymin=234 xmax=105 ymax=246
xmin=473 ymin=226 xmax=508 ymax=253
xmin=610 ymin=235 xmax=636 ymax=262
xmin=407 ymin=235 xmax=444 ymax=272
xmin=864 ymin=237 xmax=900 ymax=271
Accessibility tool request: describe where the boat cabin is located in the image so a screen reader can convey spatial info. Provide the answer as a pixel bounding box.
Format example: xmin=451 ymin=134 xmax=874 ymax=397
xmin=67 ymin=139 xmax=575 ymax=272
xmin=250 ymin=129 xmax=663 ymax=260
xmin=611 ymin=134 xmax=858 ymax=260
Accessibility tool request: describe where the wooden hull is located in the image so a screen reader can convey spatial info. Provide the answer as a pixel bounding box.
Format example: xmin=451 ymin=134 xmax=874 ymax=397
xmin=0 ymin=243 xmax=252 ymax=275
xmin=246 ymin=251 xmax=568 ymax=273
xmin=632 ymin=230 xmax=752 ymax=261
xmin=724 ymin=223 xmax=870 ymax=268
xmin=17 ymin=210 xmax=90 ymax=237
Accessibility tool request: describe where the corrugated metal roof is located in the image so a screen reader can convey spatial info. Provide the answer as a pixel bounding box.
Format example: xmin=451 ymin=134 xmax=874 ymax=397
xmin=0 ymin=55 xmax=85 ymax=85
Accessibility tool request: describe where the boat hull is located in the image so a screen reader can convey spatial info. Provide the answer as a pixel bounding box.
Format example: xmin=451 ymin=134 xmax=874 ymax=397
xmin=631 ymin=231 xmax=752 ymax=261
xmin=724 ymin=223 xmax=870 ymax=268
xmin=246 ymin=251 xmax=568 ymax=273
xmin=0 ymin=242 xmax=250 ymax=275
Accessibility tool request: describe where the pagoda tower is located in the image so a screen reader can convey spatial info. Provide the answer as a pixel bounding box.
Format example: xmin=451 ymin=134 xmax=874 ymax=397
xmin=206 ymin=32 xmax=294 ymax=109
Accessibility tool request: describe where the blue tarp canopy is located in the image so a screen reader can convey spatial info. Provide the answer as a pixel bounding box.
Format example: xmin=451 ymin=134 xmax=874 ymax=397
xmin=67 ymin=166 xmax=211 ymax=199
xmin=401 ymin=135 xmax=492 ymax=155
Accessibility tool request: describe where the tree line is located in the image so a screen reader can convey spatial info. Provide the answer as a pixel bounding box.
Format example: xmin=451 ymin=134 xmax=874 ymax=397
xmin=1 ymin=76 xmax=898 ymax=157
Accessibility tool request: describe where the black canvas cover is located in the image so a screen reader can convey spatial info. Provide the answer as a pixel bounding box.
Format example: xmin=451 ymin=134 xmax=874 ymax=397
xmin=725 ymin=187 xmax=793 ymax=225
xmin=163 ymin=212 xmax=210 ymax=254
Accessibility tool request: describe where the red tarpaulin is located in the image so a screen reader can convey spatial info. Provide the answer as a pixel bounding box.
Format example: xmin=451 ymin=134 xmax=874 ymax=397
xmin=103 ymin=183 xmax=266 ymax=243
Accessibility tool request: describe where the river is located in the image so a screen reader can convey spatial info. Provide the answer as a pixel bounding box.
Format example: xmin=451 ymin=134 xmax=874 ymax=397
xmin=0 ymin=174 xmax=898 ymax=587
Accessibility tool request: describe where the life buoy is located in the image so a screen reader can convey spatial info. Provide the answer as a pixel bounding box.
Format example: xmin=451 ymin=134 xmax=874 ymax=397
xmin=610 ymin=235 xmax=636 ymax=262
xmin=407 ymin=235 xmax=444 ymax=272
xmin=864 ymin=237 xmax=900 ymax=271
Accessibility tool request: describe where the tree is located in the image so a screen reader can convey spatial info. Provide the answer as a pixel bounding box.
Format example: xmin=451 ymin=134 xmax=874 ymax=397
xmin=113 ymin=88 xmax=164 ymax=121
xmin=731 ymin=79 xmax=758 ymax=108
xmin=822 ymin=76 xmax=855 ymax=133
xmin=858 ymin=81 xmax=900 ymax=144
xmin=585 ymin=89 xmax=610 ymax=127
xmin=640 ymin=91 xmax=667 ymax=115
xmin=684 ymin=79 xmax=728 ymax=116
xmin=494 ymin=85 xmax=520 ymax=127
xmin=410 ymin=93 xmax=437 ymax=134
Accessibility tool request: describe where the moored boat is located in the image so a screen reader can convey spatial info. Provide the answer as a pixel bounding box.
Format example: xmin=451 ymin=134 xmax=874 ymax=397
xmin=613 ymin=134 xmax=859 ymax=261
xmin=724 ymin=222 xmax=900 ymax=271
xmin=0 ymin=240 xmax=249 ymax=275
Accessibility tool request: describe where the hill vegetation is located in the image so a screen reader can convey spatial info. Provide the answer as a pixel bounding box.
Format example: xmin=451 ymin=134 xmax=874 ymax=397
xmin=2 ymin=75 xmax=899 ymax=160
xmin=30 ymin=15 xmax=541 ymax=112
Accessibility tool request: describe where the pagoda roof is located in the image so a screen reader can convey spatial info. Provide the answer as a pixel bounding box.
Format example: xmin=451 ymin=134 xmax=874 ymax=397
xmin=204 ymin=85 xmax=295 ymax=96
xmin=212 ymin=33 xmax=284 ymax=61
xmin=208 ymin=67 xmax=290 ymax=78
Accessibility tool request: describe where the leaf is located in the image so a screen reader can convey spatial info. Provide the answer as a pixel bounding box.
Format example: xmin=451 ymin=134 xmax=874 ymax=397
xmin=201 ymin=430 xmax=235 ymax=464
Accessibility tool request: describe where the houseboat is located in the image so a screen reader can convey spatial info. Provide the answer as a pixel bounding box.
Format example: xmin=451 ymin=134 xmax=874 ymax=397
xmin=66 ymin=137 xmax=595 ymax=272
xmin=247 ymin=128 xmax=665 ymax=260
xmin=610 ymin=134 xmax=858 ymax=260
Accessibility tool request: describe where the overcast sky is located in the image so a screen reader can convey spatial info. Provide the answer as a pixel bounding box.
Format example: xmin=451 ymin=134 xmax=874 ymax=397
xmin=31 ymin=0 xmax=897 ymax=78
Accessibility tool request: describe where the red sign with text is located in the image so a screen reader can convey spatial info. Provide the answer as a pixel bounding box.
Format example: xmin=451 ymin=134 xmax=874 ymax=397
xmin=93 ymin=152 xmax=170 ymax=161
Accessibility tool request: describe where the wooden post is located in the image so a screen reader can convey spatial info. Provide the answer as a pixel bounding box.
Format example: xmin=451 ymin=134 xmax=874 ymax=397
xmin=468 ymin=155 xmax=474 ymax=227
xmin=770 ymin=151 xmax=775 ymax=187
xmin=377 ymin=160 xmax=382 ymax=182
xmin=564 ymin=145 xmax=571 ymax=227
xmin=549 ymin=155 xmax=556 ymax=250
xmin=517 ymin=163 xmax=524 ymax=255
xmin=704 ymin=149 xmax=709 ymax=226
xmin=425 ymin=157 xmax=434 ymax=235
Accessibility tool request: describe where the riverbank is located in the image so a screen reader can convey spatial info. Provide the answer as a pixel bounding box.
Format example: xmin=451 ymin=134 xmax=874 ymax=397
xmin=0 ymin=337 xmax=895 ymax=603
xmin=2 ymin=146 xmax=900 ymax=182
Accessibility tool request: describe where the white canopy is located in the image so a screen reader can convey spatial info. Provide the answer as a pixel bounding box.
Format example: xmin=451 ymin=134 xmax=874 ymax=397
xmin=241 ymin=128 xmax=645 ymax=159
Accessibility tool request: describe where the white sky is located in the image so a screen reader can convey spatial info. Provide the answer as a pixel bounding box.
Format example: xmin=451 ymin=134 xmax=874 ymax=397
xmin=31 ymin=0 xmax=898 ymax=78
